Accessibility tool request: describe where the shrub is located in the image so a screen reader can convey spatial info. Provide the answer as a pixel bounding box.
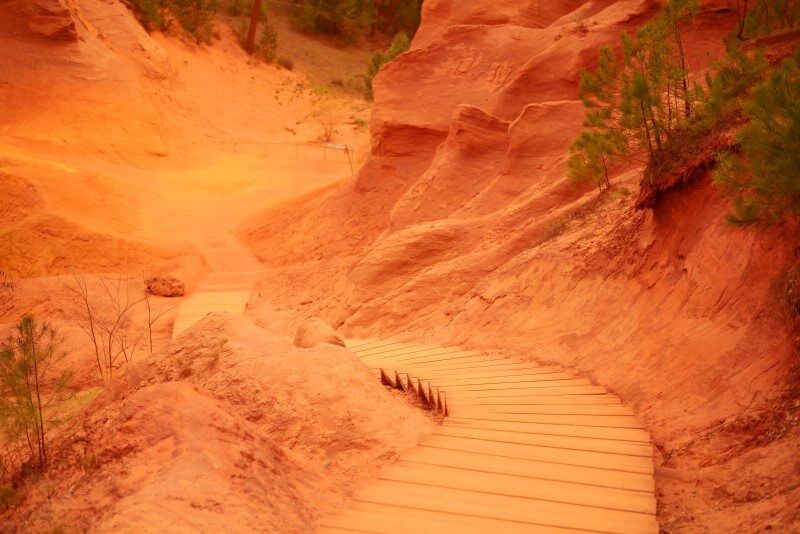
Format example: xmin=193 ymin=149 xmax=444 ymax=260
xmin=255 ymin=21 xmax=278 ymax=61
xmin=225 ymin=0 xmax=246 ymax=16
xmin=743 ymin=0 xmax=800 ymax=38
xmin=128 ymin=0 xmax=168 ymax=31
xmin=713 ymin=47 xmax=800 ymax=224
xmin=127 ymin=0 xmax=219 ymax=43
xmin=293 ymin=0 xmax=421 ymax=41
xmin=364 ymin=31 xmax=410 ymax=100
xmin=171 ymin=0 xmax=220 ymax=43
xmin=277 ymin=56 xmax=294 ymax=70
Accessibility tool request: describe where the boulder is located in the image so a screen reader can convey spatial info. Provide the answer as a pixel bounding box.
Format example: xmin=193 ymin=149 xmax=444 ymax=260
xmin=145 ymin=275 xmax=185 ymax=297
xmin=293 ymin=317 xmax=345 ymax=349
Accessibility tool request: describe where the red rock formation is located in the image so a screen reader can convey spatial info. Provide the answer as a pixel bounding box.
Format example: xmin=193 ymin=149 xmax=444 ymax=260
xmin=244 ymin=1 xmax=800 ymax=530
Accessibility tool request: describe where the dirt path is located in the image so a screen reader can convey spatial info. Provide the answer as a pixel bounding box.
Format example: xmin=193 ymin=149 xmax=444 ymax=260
xmin=321 ymin=339 xmax=658 ymax=533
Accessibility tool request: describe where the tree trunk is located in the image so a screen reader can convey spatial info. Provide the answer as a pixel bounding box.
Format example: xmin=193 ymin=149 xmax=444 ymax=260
xmin=674 ymin=26 xmax=691 ymax=118
xmin=639 ymin=101 xmax=656 ymax=164
xmin=736 ymin=0 xmax=749 ymax=40
xmin=246 ymin=0 xmax=263 ymax=54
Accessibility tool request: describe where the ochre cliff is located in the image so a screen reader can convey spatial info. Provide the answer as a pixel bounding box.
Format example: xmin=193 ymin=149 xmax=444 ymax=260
xmin=244 ymin=1 xmax=800 ymax=530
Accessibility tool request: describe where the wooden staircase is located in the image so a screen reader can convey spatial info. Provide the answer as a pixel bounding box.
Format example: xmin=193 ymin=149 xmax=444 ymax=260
xmin=320 ymin=339 xmax=658 ymax=534
xmin=171 ymin=270 xmax=261 ymax=338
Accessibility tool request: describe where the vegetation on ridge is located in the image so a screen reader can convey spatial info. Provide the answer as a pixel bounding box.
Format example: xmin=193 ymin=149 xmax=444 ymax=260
xmin=570 ymin=0 xmax=800 ymax=225
xmin=364 ymin=31 xmax=410 ymax=100
xmin=0 ymin=316 xmax=74 ymax=504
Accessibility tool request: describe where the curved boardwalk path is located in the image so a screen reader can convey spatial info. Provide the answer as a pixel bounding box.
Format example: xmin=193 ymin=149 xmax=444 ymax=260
xmin=320 ymin=339 xmax=658 ymax=534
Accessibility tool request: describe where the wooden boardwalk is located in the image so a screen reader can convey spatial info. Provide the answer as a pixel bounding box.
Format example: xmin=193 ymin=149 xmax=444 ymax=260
xmin=171 ymin=270 xmax=261 ymax=338
xmin=320 ymin=339 xmax=658 ymax=534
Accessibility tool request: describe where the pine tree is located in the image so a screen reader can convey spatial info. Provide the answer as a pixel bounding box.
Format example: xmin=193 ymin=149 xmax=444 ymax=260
xmin=744 ymin=0 xmax=800 ymax=38
xmin=714 ymin=47 xmax=800 ymax=224
xmin=700 ymin=34 xmax=767 ymax=125
xmin=364 ymin=31 xmax=410 ymax=100
xmin=569 ymin=0 xmax=699 ymax=189
xmin=170 ymin=0 xmax=220 ymax=44
xmin=0 ymin=316 xmax=73 ymax=470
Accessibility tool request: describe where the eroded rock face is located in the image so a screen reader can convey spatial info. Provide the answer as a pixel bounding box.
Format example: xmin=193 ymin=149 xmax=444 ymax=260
xmin=243 ymin=1 xmax=799 ymax=531
xmin=11 ymin=315 xmax=432 ymax=532
xmin=146 ymin=275 xmax=185 ymax=297
xmin=293 ymin=317 xmax=346 ymax=348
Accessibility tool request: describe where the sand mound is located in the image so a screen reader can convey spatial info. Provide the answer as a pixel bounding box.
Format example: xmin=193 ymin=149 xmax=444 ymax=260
xmin=9 ymin=314 xmax=432 ymax=532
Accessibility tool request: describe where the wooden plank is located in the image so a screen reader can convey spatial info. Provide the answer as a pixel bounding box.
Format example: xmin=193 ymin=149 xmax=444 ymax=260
xmin=365 ymin=351 xmax=490 ymax=365
xmin=444 ymin=417 xmax=651 ymax=442
xmin=447 ymin=385 xmax=609 ymax=398
xmin=446 ymin=412 xmax=644 ymax=429
xmin=419 ymin=434 xmax=653 ymax=473
xmin=435 ymin=425 xmax=653 ymax=457
xmin=399 ymin=359 xmax=526 ymax=371
xmin=320 ymin=502 xmax=581 ymax=534
xmin=401 ymin=445 xmax=655 ymax=492
xmin=454 ymin=404 xmax=634 ymax=416
xmin=352 ymin=479 xmax=658 ymax=534
xmin=429 ymin=371 xmax=576 ymax=384
xmin=455 ymin=394 xmax=623 ymax=406
xmin=327 ymin=339 xmax=658 ymax=532
xmin=416 ymin=370 xmax=572 ymax=382
xmin=441 ymin=378 xmax=591 ymax=391
xmin=379 ymin=461 xmax=657 ymax=514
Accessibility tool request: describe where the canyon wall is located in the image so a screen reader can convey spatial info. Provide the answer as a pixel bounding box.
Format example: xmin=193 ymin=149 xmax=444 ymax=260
xmin=245 ymin=0 xmax=800 ymax=530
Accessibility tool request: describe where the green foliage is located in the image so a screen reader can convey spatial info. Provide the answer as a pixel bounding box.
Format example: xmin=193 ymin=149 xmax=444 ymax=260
xmin=277 ymin=56 xmax=294 ymax=70
xmin=128 ymin=0 xmax=168 ymax=30
xmin=170 ymin=0 xmax=220 ymax=43
xmin=224 ymin=0 xmax=247 ymax=16
xmin=364 ymin=31 xmax=410 ymax=100
xmin=713 ymin=47 xmax=800 ymax=224
xmin=0 ymin=316 xmax=73 ymax=474
xmin=569 ymin=0 xmax=699 ymax=188
xmin=293 ymin=0 xmax=421 ymax=41
xmin=126 ymin=0 xmax=219 ymax=43
xmin=568 ymin=129 xmax=627 ymax=190
xmin=294 ymin=0 xmax=374 ymax=41
xmin=255 ymin=21 xmax=278 ymax=61
xmin=699 ymin=34 xmax=768 ymax=126
xmin=743 ymin=0 xmax=800 ymax=38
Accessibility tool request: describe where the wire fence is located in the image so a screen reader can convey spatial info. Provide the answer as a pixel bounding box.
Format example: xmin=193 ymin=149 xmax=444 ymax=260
xmin=208 ymin=139 xmax=370 ymax=175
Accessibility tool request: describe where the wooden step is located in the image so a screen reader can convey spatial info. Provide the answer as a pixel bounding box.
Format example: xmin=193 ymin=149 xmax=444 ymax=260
xmin=351 ymin=479 xmax=658 ymax=534
xmin=435 ymin=425 xmax=653 ymax=457
xmin=379 ymin=461 xmax=656 ymax=514
xmin=330 ymin=340 xmax=658 ymax=532
xmin=419 ymin=434 xmax=653 ymax=474
xmin=401 ymin=445 xmax=654 ymax=492
xmin=444 ymin=417 xmax=650 ymax=442
xmin=320 ymin=501 xmax=579 ymax=534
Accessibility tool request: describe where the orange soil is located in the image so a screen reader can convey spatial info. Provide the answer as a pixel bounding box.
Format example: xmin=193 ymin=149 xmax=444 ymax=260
xmin=242 ymin=1 xmax=800 ymax=531
xmin=7 ymin=315 xmax=433 ymax=532
xmin=0 ymin=1 xmax=425 ymax=531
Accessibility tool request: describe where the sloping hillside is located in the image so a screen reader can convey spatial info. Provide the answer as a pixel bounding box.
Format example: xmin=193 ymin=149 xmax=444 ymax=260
xmin=242 ymin=1 xmax=800 ymax=530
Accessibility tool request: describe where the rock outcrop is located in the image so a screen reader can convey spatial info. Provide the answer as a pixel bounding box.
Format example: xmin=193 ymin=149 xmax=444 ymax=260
xmin=146 ymin=275 xmax=186 ymax=297
xmin=294 ymin=317 xmax=346 ymax=348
